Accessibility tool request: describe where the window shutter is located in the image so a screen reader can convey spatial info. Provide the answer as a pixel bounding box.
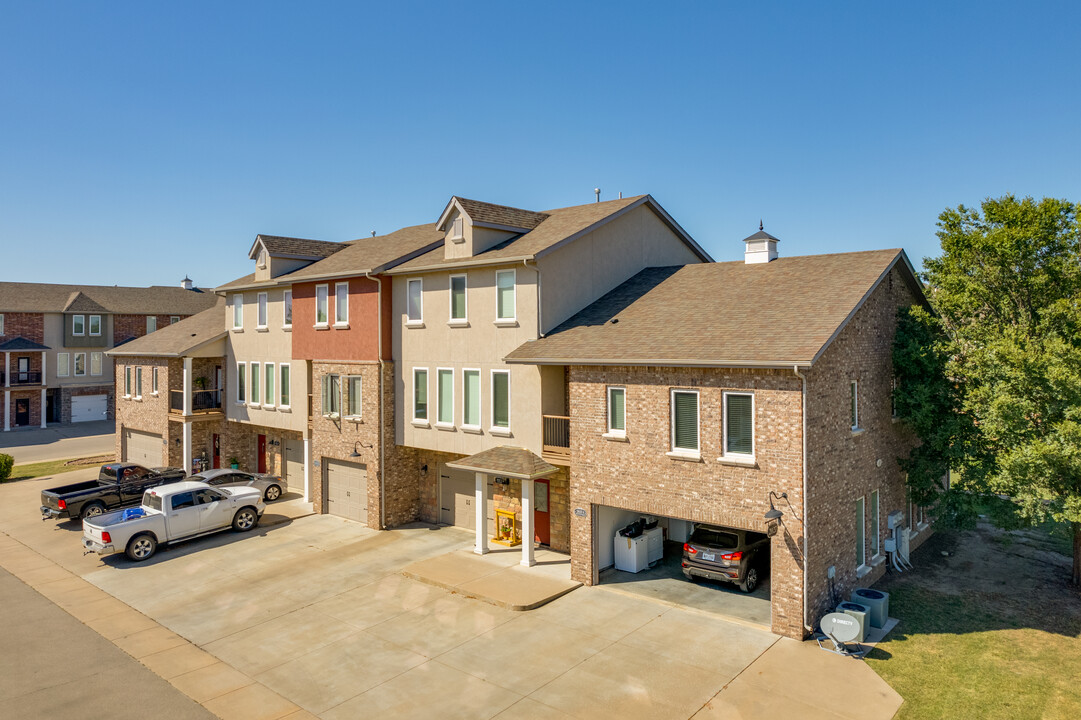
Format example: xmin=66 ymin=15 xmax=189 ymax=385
xmin=493 ymin=373 xmax=509 ymax=428
xmin=726 ymin=395 xmax=752 ymax=454
xmin=673 ymin=392 xmax=698 ymax=450
xmin=321 ymin=374 xmax=330 ymax=414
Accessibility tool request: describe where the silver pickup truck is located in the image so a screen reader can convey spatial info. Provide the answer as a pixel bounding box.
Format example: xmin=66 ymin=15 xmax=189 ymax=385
xmin=82 ymin=481 xmax=266 ymax=561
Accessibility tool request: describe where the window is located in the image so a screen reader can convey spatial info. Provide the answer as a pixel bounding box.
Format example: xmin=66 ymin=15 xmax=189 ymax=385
xmin=89 ymin=315 xmax=101 ymax=336
xmin=170 ymin=316 xmax=180 ymax=324
xmin=607 ymin=386 xmax=626 ymax=436
xmin=413 ymin=368 xmax=428 ymax=422
xmin=257 ymin=249 xmax=267 ymax=269
xmin=315 ymin=284 xmax=329 ymax=325
xmin=57 ymin=353 xmax=70 ymax=377
xmin=147 ymin=316 xmax=157 ymax=333
xmin=450 ymin=215 xmax=464 ymax=241
xmin=264 ymin=362 xmax=274 ymax=406
xmin=74 ymin=352 xmax=86 ymax=377
xmin=283 ymin=290 xmax=292 ymax=328
xmin=124 ymin=366 xmax=132 ymax=397
xmin=462 ymin=369 xmax=480 ymax=428
xmin=495 ymin=269 xmax=516 ymax=321
xmin=135 ymin=367 xmax=143 ymax=399
xmin=346 ymin=376 xmax=363 ymax=417
xmin=91 ymin=352 xmax=102 ymax=376
xmin=72 ymin=314 xmax=85 ymax=336
xmin=850 ymin=380 xmax=859 ymax=430
xmin=250 ymin=362 xmax=260 ymax=406
xmin=233 ymin=295 xmax=243 ymax=329
xmin=335 ymin=282 xmax=349 ymax=325
xmin=871 ymin=489 xmax=880 ymax=558
xmin=151 ymin=366 xmax=158 ymax=394
xmin=280 ymin=364 xmax=290 ymax=408
xmin=491 ymin=370 xmax=510 ymax=431
xmin=449 ymin=274 xmax=467 ymax=322
xmin=855 ymin=496 xmax=866 ymax=568
xmin=670 ymin=389 xmax=699 ymax=455
xmin=723 ymin=392 xmax=754 ymax=457
xmin=406 ymin=279 xmax=423 ymax=323
xmin=257 ymin=293 xmax=268 ymax=328
xmin=321 ymin=373 xmax=341 ymax=417
xmin=237 ymin=363 xmax=246 ymax=404
xmin=0 ymin=313 xmax=4 ymax=335
xmin=437 ymin=369 xmax=454 ymax=426
xmin=171 ymin=491 xmax=196 ymax=511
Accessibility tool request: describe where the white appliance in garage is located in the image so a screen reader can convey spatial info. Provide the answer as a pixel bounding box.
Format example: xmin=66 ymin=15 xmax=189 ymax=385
xmin=613 ymin=527 xmax=663 ymax=573
xmin=71 ymin=394 xmax=108 ymax=422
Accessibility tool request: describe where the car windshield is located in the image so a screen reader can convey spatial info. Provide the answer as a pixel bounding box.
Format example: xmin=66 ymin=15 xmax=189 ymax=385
xmin=689 ymin=528 xmax=739 ymax=548
xmin=143 ymin=492 xmax=162 ymax=512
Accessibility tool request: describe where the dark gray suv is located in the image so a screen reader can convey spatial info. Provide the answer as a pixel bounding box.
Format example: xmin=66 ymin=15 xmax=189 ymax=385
xmin=681 ymin=525 xmax=769 ymax=593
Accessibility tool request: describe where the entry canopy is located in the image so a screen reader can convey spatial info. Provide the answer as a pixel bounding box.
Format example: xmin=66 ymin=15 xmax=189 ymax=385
xmin=447 ymin=446 xmax=558 ymax=480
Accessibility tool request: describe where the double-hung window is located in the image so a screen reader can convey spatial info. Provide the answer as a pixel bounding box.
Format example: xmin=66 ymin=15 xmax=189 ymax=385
xmin=413 ymin=368 xmax=428 ymax=422
xmin=850 ymin=380 xmax=860 ymax=430
xmin=57 ymin=353 xmax=70 ymax=377
xmin=670 ymin=389 xmax=699 ymax=457
xmin=321 ymin=373 xmax=341 ymax=417
xmin=279 ymin=364 xmax=290 ymax=408
xmin=495 ymin=269 xmax=515 ymax=322
xmin=237 ymin=363 xmax=246 ymax=404
xmin=315 ymin=285 xmax=329 ymax=326
xmin=870 ymin=489 xmax=880 ymax=558
xmin=723 ymin=392 xmax=754 ymax=459
xmin=264 ymin=362 xmax=275 ymax=407
xmin=436 ymin=369 xmax=454 ymax=426
xmin=72 ymin=315 xmax=85 ymax=336
xmin=406 ymin=279 xmax=423 ymax=324
xmin=335 ymin=282 xmax=349 ymax=326
xmin=147 ymin=316 xmax=157 ymax=333
xmin=491 ymin=370 xmax=510 ymax=433
xmin=135 ymin=367 xmax=143 ymax=399
xmin=74 ymin=352 xmax=86 ymax=377
xmin=233 ymin=295 xmax=243 ymax=329
xmin=462 ymin=369 xmax=481 ymax=430
xmin=250 ymin=363 xmax=260 ymax=406
xmin=124 ymin=366 xmax=132 ymax=397
xmin=345 ymin=376 xmax=362 ymax=418
xmin=0 ymin=314 xmax=4 ymax=335
xmin=257 ymin=293 xmax=268 ymax=329
xmin=89 ymin=315 xmax=101 ymax=336
xmin=283 ymin=290 xmax=293 ymax=328
xmin=170 ymin=315 xmax=180 ymax=324
xmin=90 ymin=352 xmax=102 ymax=376
xmin=855 ymin=496 xmax=866 ymax=568
xmin=606 ymin=386 xmax=626 ymax=437
xmin=449 ymin=275 xmax=467 ymax=324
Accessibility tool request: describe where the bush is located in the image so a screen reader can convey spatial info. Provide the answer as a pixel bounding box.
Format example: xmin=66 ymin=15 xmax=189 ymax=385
xmin=0 ymin=453 xmax=13 ymax=482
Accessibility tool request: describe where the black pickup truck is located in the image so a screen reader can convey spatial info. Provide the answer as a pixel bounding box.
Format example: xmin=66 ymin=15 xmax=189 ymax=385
xmin=40 ymin=463 xmax=187 ymax=522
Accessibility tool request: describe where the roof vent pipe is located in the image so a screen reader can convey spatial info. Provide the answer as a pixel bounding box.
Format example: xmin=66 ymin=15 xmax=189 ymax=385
xmin=594 ymin=188 xmax=600 ymax=203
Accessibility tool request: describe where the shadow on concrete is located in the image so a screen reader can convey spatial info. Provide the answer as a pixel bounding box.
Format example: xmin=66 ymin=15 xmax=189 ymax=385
xmin=0 ymin=420 xmax=115 ymax=449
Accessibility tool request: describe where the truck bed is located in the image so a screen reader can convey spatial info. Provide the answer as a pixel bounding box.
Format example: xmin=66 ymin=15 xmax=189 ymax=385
xmin=42 ymin=479 xmax=106 ymax=498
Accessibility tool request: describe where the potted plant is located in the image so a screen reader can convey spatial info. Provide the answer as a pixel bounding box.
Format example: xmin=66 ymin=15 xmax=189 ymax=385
xmin=229 ymin=456 xmax=239 ymax=470
xmin=195 ymin=376 xmax=208 ymax=390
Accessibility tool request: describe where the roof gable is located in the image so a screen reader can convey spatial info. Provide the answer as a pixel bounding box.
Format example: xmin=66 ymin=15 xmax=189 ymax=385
xmin=436 ymin=197 xmax=550 ymax=234
xmin=247 ymin=234 xmax=346 ymax=261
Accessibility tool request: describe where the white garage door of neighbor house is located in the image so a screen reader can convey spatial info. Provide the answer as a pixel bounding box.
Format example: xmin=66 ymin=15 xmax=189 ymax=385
xmin=284 ymin=438 xmax=304 ymax=493
xmin=124 ymin=430 xmax=162 ymax=467
xmin=439 ymin=465 xmax=494 ymax=534
xmin=71 ymin=394 xmax=108 ymax=423
xmin=325 ymin=459 xmax=367 ymax=524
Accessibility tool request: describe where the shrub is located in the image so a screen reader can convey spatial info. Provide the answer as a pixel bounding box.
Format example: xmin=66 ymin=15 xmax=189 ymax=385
xmin=0 ymin=453 xmax=13 ymax=482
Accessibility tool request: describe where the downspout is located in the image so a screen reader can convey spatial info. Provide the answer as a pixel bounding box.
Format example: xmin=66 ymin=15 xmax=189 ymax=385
xmin=366 ymin=271 xmax=387 ymax=530
xmin=794 ymin=364 xmax=809 ymax=634
xmin=524 ymin=259 xmax=543 ymax=338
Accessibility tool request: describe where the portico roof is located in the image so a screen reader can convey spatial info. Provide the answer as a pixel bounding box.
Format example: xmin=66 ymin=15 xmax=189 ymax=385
xmin=446 ymin=446 xmax=558 ymax=480
xmin=0 ymin=337 xmax=50 ymax=351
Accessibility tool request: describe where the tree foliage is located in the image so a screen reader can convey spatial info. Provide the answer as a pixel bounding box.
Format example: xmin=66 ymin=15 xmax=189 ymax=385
xmin=0 ymin=453 xmax=12 ymax=482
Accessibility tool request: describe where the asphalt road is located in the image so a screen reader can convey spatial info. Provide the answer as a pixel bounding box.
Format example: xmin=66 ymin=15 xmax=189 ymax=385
xmin=0 ymin=566 xmax=213 ymax=720
xmin=0 ymin=420 xmax=115 ymax=464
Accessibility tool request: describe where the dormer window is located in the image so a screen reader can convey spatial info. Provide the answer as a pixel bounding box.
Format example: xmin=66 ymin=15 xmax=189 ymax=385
xmin=449 ymin=216 xmax=464 ymax=243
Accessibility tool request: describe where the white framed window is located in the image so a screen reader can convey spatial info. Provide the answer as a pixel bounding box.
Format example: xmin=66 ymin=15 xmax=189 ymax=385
xmin=449 ymin=274 xmax=467 ymax=323
xmin=257 ymin=292 xmax=268 ymax=328
xmin=236 ymin=363 xmax=246 ymax=404
xmin=147 ymin=316 xmax=157 ymax=333
xmin=257 ymin=249 xmax=267 ymax=269
xmin=335 ymin=282 xmax=349 ymax=326
xmin=57 ymin=353 xmax=70 ymax=377
xmin=495 ymin=269 xmax=516 ymax=322
xmin=321 ymin=373 xmax=341 ymax=417
xmin=462 ymin=369 xmax=481 ymax=430
xmin=279 ymin=364 xmax=290 ymax=408
xmin=436 ymin=368 xmax=454 ymax=427
xmin=283 ymin=290 xmax=293 ymax=328
xmin=0 ymin=313 xmax=4 ymax=335
xmin=850 ymin=380 xmax=860 ymax=430
xmin=91 ymin=352 xmax=102 ymax=377
xmin=135 ymin=367 xmax=143 ymax=399
xmin=250 ymin=362 xmax=260 ymax=406
xmin=72 ymin=314 xmax=85 ymax=336
xmin=491 ymin=370 xmax=510 ymax=433
xmin=345 ymin=375 xmax=363 ymax=418
xmin=606 ymin=386 xmax=626 ymax=437
xmin=449 ymin=215 xmax=464 ymax=242
xmin=406 ymin=278 xmax=423 ymax=324
xmin=170 ymin=315 xmax=180 ymax=324
xmin=870 ymin=489 xmax=880 ymax=558
xmin=670 ymin=389 xmax=700 ymax=457
xmin=233 ymin=294 xmax=243 ymax=329
xmin=89 ymin=315 xmax=101 ymax=336
xmin=413 ymin=368 xmax=428 ymax=423
xmin=151 ymin=366 xmax=158 ymax=394
xmin=315 ymin=284 xmax=329 ymax=326
xmin=74 ymin=352 xmax=86 ymax=377
xmin=124 ymin=366 xmax=132 ymax=397
xmin=723 ymin=392 xmax=754 ymax=458
xmin=855 ymin=496 xmax=866 ymax=568
xmin=264 ymin=362 xmax=275 ymax=407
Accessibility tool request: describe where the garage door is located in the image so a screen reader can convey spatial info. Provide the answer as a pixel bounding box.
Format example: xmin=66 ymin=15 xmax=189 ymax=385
xmin=325 ymin=459 xmax=367 ymax=524
xmin=72 ymin=394 xmax=108 ymax=423
xmin=439 ymin=464 xmax=494 ymax=533
xmin=123 ymin=429 xmax=162 ymax=467
xmin=284 ymin=438 xmax=304 ymax=493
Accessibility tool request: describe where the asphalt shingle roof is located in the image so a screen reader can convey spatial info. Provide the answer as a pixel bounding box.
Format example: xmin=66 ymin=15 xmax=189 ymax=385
xmin=446 ymin=446 xmax=559 ymax=479
xmin=0 ymin=282 xmax=219 ymax=315
xmin=107 ymin=299 xmax=227 ymax=357
xmin=256 ymin=235 xmax=346 ymax=259
xmin=455 ymin=198 xmax=550 ymax=230
xmin=0 ymin=337 xmax=51 ymax=351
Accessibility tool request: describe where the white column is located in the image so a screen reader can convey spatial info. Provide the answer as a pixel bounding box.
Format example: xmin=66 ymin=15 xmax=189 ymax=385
xmin=303 ymin=434 xmax=311 ymax=503
xmin=40 ymin=389 xmax=46 ymax=428
xmin=3 ymin=351 xmax=9 ymax=388
xmin=3 ymin=389 xmax=8 ymax=431
xmin=521 ymin=478 xmax=536 ymax=567
xmin=474 ymin=472 xmax=489 ymax=555
xmin=182 ymin=357 xmax=193 ymax=416
xmin=40 ymin=351 xmax=47 ymax=428
xmin=41 ymin=351 xmax=47 ymax=386
xmin=182 ymin=421 xmax=193 ymax=475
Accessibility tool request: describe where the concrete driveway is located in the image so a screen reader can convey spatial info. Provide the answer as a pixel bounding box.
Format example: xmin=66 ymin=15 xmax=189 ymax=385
xmin=0 ymin=469 xmax=902 ymax=720
xmin=0 ymin=419 xmax=115 ymax=463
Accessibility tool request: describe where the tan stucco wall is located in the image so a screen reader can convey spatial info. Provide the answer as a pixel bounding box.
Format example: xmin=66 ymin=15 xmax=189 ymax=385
xmin=43 ymin=312 xmax=115 ymax=388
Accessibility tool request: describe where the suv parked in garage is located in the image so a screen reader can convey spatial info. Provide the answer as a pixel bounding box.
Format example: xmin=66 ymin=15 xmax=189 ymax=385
xmin=681 ymin=525 xmax=769 ymax=593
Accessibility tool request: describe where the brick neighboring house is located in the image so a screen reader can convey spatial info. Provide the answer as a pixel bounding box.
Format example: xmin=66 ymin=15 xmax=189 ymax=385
xmin=505 ymin=232 xmax=932 ymax=639
xmin=0 ymin=280 xmax=217 ymax=431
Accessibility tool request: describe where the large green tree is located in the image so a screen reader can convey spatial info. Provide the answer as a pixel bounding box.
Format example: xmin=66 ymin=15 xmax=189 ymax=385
xmin=895 ymin=195 xmax=1081 ymax=584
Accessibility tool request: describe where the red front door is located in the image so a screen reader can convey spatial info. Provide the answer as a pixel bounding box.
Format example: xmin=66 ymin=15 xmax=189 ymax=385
xmin=534 ymin=479 xmax=551 ymax=546
xmin=257 ymin=434 xmax=267 ymax=473
xmin=212 ymin=434 xmax=221 ymax=469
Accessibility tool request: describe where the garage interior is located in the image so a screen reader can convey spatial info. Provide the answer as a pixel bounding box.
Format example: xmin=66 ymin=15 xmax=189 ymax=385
xmin=596 ymin=505 xmax=771 ymax=628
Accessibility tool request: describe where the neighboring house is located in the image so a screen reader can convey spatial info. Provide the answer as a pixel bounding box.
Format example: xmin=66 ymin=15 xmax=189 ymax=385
xmin=505 ymin=231 xmax=930 ymax=638
xmin=0 ymin=279 xmax=217 ymax=431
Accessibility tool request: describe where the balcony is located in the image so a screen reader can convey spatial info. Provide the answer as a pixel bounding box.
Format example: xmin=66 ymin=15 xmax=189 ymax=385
xmin=1 ymin=371 xmax=43 ymax=386
xmin=542 ymin=414 xmax=571 ymax=464
xmin=169 ymin=389 xmax=223 ymax=415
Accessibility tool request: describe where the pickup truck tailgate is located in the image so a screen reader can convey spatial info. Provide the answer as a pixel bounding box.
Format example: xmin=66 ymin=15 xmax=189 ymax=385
xmin=83 ymin=521 xmax=110 ymax=545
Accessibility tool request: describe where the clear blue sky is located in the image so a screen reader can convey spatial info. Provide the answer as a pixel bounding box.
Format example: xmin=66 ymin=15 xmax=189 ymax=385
xmin=2 ymin=1 xmax=1078 ymax=289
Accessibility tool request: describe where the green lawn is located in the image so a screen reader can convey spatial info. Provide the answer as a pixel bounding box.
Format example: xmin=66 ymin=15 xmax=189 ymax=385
xmin=5 ymin=456 xmax=110 ymax=483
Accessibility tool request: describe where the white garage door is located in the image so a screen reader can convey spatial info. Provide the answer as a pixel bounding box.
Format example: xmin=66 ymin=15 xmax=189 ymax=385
xmin=439 ymin=464 xmax=494 ymax=533
xmin=284 ymin=438 xmax=305 ymax=493
xmin=72 ymin=394 xmax=108 ymax=423
xmin=124 ymin=429 xmax=162 ymax=467
xmin=325 ymin=459 xmax=367 ymax=524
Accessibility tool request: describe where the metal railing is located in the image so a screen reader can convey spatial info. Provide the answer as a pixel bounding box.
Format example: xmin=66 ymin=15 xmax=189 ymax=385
xmin=169 ymin=389 xmax=223 ymax=414
xmin=542 ymin=414 xmax=571 ymax=460
xmin=1 ymin=371 xmax=43 ymax=386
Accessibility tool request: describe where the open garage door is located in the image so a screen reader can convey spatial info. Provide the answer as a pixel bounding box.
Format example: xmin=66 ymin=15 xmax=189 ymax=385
xmin=123 ymin=429 xmax=162 ymax=467
xmin=595 ymin=505 xmax=772 ymax=628
xmin=439 ymin=464 xmax=494 ymax=534
xmin=71 ymin=394 xmax=108 ymax=423
xmin=325 ymin=459 xmax=367 ymax=524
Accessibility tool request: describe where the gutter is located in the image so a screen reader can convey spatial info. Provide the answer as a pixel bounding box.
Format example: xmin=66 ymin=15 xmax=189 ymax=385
xmin=365 ymin=271 xmax=387 ymax=531
xmin=794 ymin=364 xmax=810 ymax=634
xmin=504 ymin=357 xmax=814 ymax=369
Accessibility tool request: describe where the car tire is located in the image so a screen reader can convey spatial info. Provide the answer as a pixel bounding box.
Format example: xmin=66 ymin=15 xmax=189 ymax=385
xmin=264 ymin=485 xmax=282 ymax=502
xmin=739 ymin=566 xmax=759 ymax=593
xmin=81 ymin=502 xmax=106 ymax=520
xmin=126 ymin=533 xmax=157 ymax=562
xmin=232 ymin=507 xmax=259 ymax=532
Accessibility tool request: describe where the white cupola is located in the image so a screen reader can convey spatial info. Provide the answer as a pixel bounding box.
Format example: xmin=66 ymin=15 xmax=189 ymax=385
xmin=743 ymin=221 xmax=779 ymax=264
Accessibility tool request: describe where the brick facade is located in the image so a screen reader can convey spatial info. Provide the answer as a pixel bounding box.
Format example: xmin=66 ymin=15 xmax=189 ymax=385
xmin=1 ymin=312 xmax=45 ymax=343
xmin=112 ymin=314 xmax=179 ymax=345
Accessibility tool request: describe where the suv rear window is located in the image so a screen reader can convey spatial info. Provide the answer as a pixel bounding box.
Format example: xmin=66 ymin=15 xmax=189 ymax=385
xmin=689 ymin=528 xmax=739 ymax=548
xmin=143 ymin=492 xmax=162 ymax=512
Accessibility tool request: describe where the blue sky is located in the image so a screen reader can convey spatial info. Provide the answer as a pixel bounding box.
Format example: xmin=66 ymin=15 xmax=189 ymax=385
xmin=2 ymin=1 xmax=1078 ymax=289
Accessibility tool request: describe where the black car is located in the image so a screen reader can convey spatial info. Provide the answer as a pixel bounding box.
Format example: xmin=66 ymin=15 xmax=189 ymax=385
xmin=681 ymin=525 xmax=769 ymax=593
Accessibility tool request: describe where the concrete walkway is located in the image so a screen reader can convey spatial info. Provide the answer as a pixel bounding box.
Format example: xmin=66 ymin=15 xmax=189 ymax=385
xmin=0 ymin=419 xmax=115 ymax=463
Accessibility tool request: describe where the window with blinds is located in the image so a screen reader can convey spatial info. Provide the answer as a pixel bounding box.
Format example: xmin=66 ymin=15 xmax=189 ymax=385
xmin=437 ymin=369 xmax=454 ymax=425
xmin=413 ymin=369 xmax=428 ymax=420
xmin=463 ymin=370 xmax=480 ymax=427
xmin=671 ymin=390 xmax=699 ymax=452
xmin=724 ymin=393 xmax=753 ymax=455
xmin=450 ymin=275 xmax=467 ymax=321
xmin=496 ymin=270 xmax=515 ymax=320
xmin=607 ymin=387 xmax=625 ymax=434
xmin=492 ymin=371 xmax=510 ymax=429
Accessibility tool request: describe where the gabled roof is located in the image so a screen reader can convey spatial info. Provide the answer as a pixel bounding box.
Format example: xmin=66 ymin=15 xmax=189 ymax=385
xmin=0 ymin=282 xmax=218 ymax=315
xmin=505 ymin=249 xmax=923 ymax=368
xmin=437 ymin=197 xmax=551 ymax=233
xmin=248 ymin=234 xmax=346 ymax=261
xmin=106 ymin=299 xmax=227 ymax=357
xmin=63 ymin=291 xmax=110 ymax=314
xmin=0 ymin=337 xmax=51 ymax=351
xmin=446 ymin=446 xmax=558 ymax=480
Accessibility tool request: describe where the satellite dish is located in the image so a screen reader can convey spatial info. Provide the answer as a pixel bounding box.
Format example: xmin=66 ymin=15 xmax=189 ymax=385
xmin=820 ymin=612 xmax=861 ymax=643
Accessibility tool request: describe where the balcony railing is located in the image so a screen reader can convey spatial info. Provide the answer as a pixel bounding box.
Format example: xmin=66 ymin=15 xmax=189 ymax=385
xmin=1 ymin=371 xmax=43 ymax=386
xmin=169 ymin=389 xmax=223 ymax=415
xmin=542 ymin=414 xmax=571 ymax=462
